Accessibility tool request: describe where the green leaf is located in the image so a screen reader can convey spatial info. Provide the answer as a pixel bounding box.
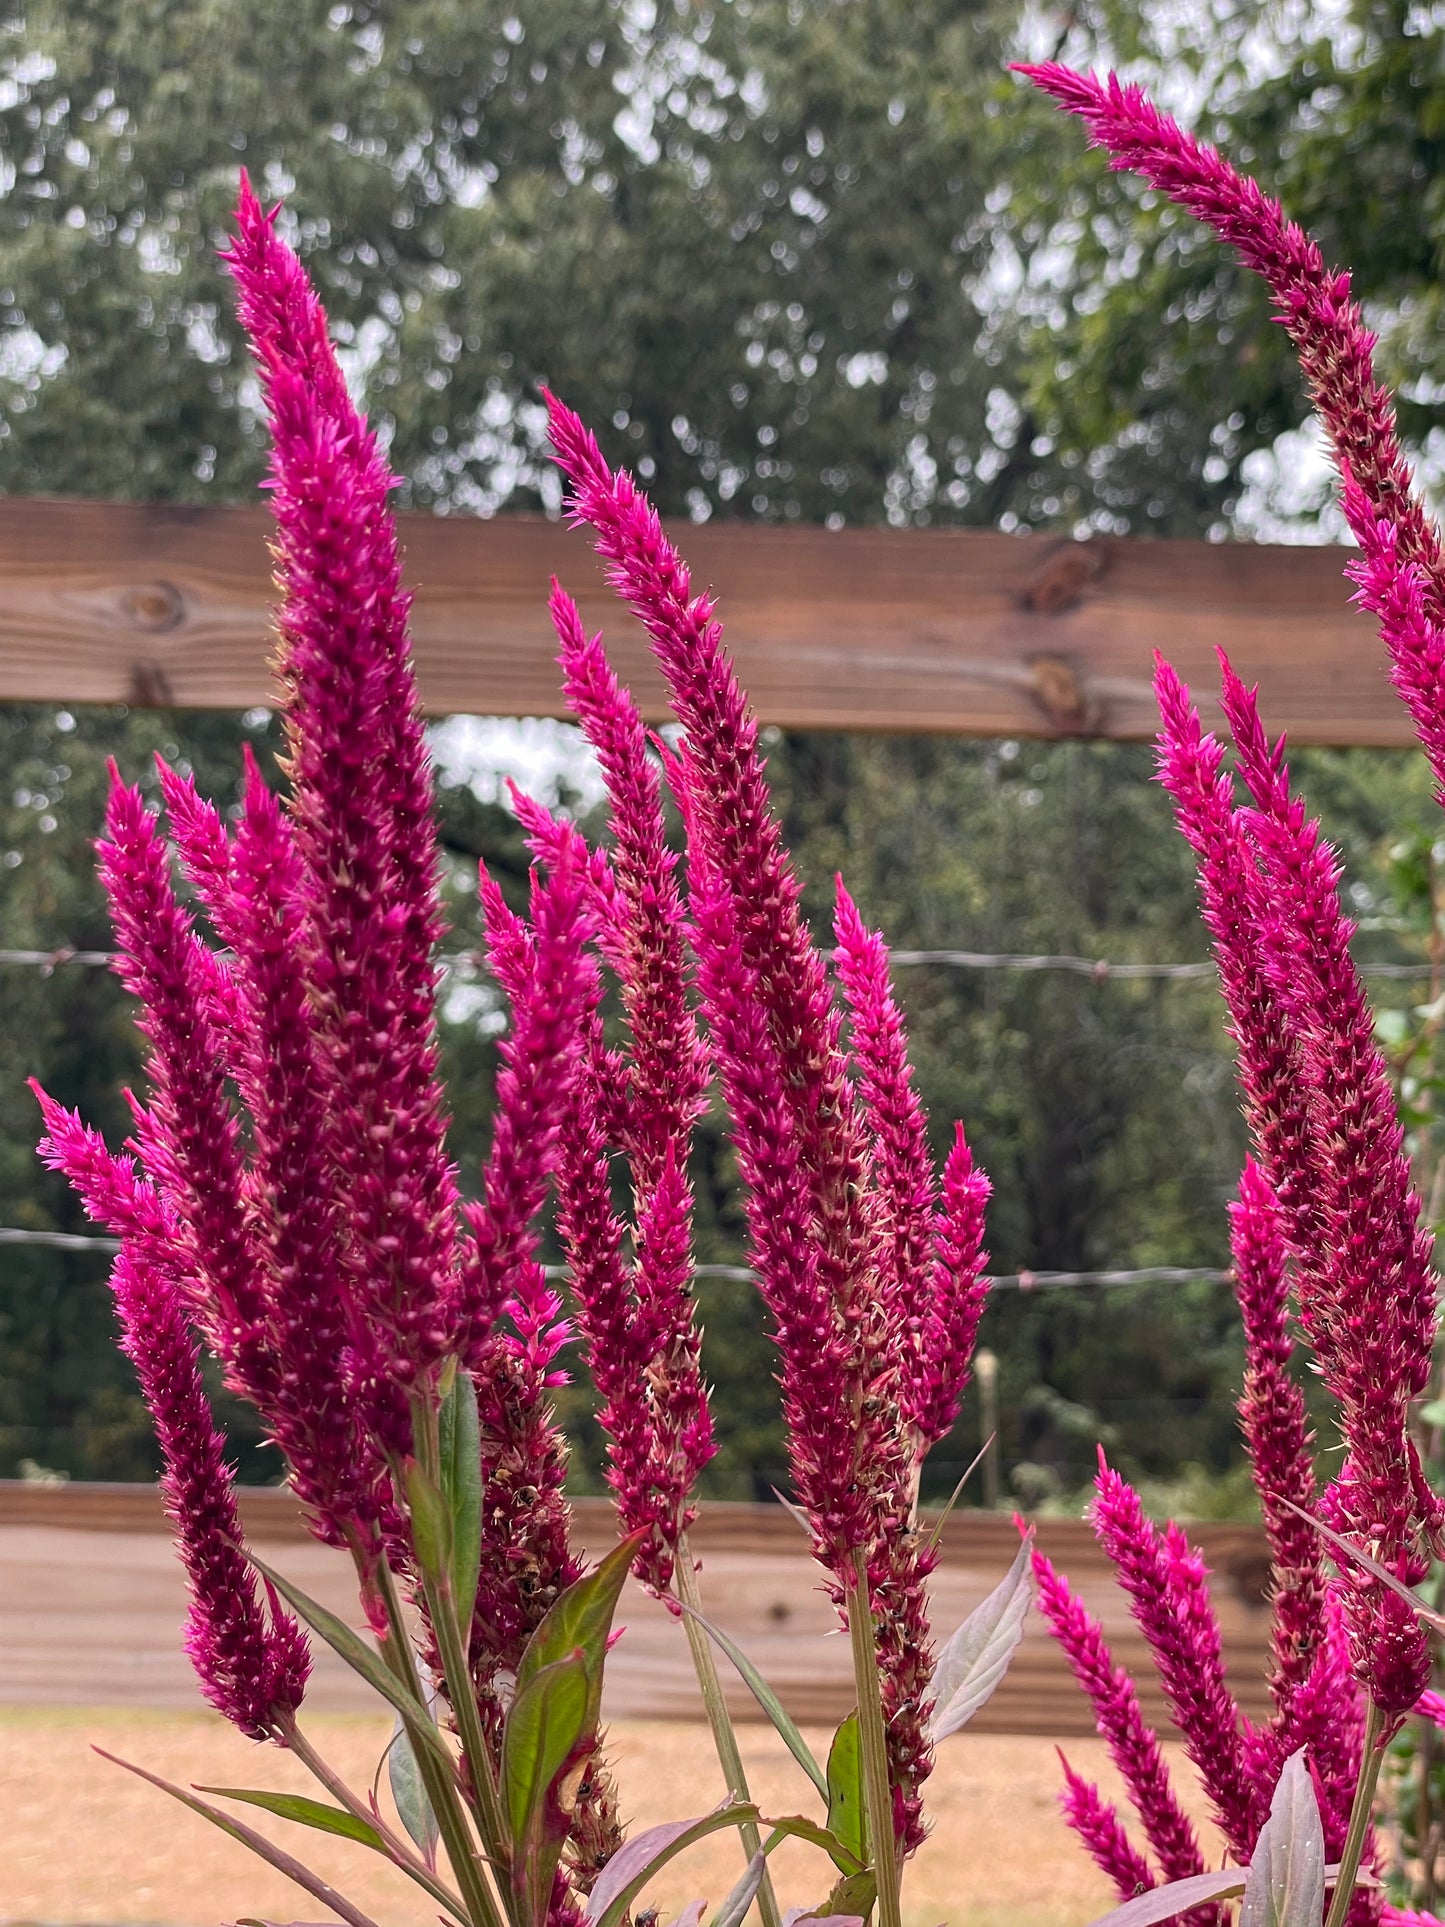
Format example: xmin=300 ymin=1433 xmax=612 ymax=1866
xmin=928 ymin=1534 xmax=1033 ymax=1740
xmin=1240 ymin=1751 xmax=1324 ymax=1927
xmin=760 ymin=1813 xmax=865 ymax=1878
xmin=516 ymin=1529 xmax=646 ymax=1707
xmin=439 ymin=1366 xmax=482 ymax=1623
xmin=674 ymin=1598 xmax=829 ymax=1801
xmin=245 ymin=1553 xmax=451 ymax=1770
xmin=824 ymin=1716 xmax=867 ymax=1870
xmin=815 ymin=1870 xmax=878 ymax=1920
xmin=501 ymin=1647 xmax=592 ymax=1927
xmin=584 ymin=1804 xmax=762 ymax=1927
xmin=923 ymin=1437 xmax=993 ymax=1553
xmin=404 ymin=1458 xmax=452 ymax=1584
xmin=93 ymin=1748 xmax=382 ymax=1927
xmin=196 ymin=1786 xmax=386 ymax=1853
xmin=386 ymin=1713 xmax=439 ymax=1860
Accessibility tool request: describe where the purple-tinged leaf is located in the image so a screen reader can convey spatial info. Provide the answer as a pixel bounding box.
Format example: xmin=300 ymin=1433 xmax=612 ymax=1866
xmin=674 ymin=1905 xmax=707 ymax=1927
xmin=711 ymin=1851 xmax=767 ymax=1927
xmin=584 ymin=1803 xmax=761 ymax=1927
xmin=927 ymin=1534 xmax=1033 ymax=1739
xmin=1086 ymin=1862 xmax=1372 ymax=1927
xmin=1241 ymin=1751 xmax=1325 ymax=1927
xmin=95 ymin=1748 xmax=381 ymax=1927
xmin=386 ymin=1711 xmax=438 ymax=1862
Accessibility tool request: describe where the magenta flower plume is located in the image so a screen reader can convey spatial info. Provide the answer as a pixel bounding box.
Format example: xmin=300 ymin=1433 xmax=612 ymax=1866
xmin=159 ymin=753 xmax=393 ymax=1532
xmin=115 ymin=1246 xmax=307 ymax=1737
xmin=1055 ymin=1755 xmax=1172 ymax=1917
xmin=542 ymin=394 xmax=997 ymax=1853
xmin=546 ymin=583 xmax=715 ymax=1590
xmin=222 ymin=176 xmax=459 ymax=1383
xmin=1031 ymin=1545 xmax=1210 ymax=1899
xmin=95 ymin=771 xmax=275 ymax=1400
xmin=1091 ymin=1461 xmax=1259 ymax=1859
xmin=832 ymin=883 xmax=992 ymax=1451
xmin=1229 ymin=1159 xmax=1325 ymax=1719
xmin=462 ymin=846 xmax=595 ymax=1684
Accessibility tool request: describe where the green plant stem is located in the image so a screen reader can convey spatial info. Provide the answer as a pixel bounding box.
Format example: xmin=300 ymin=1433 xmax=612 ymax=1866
xmin=280 ymin=1713 xmax=469 ymax=1923
xmin=425 ymin=1570 xmax=512 ymax=1869
xmin=371 ymin=1551 xmax=509 ymax=1927
xmin=1324 ymin=1697 xmax=1385 ymax=1927
xmin=674 ymin=1534 xmax=783 ymax=1927
xmin=846 ymin=1551 xmax=902 ymax=1927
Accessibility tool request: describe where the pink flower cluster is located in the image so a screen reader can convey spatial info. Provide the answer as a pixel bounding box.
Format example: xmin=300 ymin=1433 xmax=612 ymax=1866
xmin=1021 ymin=58 xmax=1445 ymax=1923
xmin=35 ymin=176 xmax=992 ymax=1873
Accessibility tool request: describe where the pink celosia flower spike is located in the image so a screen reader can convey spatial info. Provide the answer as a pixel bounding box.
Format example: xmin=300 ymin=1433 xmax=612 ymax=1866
xmin=159 ymin=752 xmax=393 ymax=1533
xmin=112 ymin=1245 xmax=309 ymax=1737
xmin=1031 ymin=1545 xmax=1212 ymax=1908
xmin=461 ymin=848 xmax=595 ymax=1689
xmin=95 ymin=770 xmax=276 ymax=1404
xmin=1020 ymin=65 xmax=1445 ymax=817
xmin=1055 ymin=1755 xmax=1177 ymax=1918
xmin=1215 ymin=660 xmax=1439 ymax=1721
xmin=543 ymin=394 xmax=887 ymax=1394
xmin=545 ymin=586 xmax=716 ymax=1591
xmin=1092 ymin=1460 xmax=1259 ymax=1859
xmin=1016 ymin=66 xmax=1442 ymax=602
xmin=1228 ymin=1158 xmax=1326 ymax=1720
xmin=223 ymin=177 xmax=459 ymax=1384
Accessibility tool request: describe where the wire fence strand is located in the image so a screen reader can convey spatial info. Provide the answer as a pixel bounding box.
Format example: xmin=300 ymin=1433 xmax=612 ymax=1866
xmin=0 ymin=943 xmax=1434 ymax=983
xmin=0 ymin=1224 xmax=1229 ymax=1292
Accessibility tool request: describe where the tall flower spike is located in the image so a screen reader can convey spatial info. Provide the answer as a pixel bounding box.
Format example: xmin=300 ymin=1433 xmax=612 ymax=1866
xmin=1229 ymin=1159 xmax=1326 ymax=1723
xmin=159 ymin=753 xmax=393 ymax=1534
xmin=112 ymin=1245 xmax=309 ymax=1738
xmin=1092 ymin=1460 xmax=1259 ymax=1859
xmin=1055 ymin=1756 xmax=1173 ymax=1918
xmin=1216 ymin=661 xmax=1439 ymax=1720
xmin=547 ymin=581 xmax=715 ymax=1590
xmin=96 ymin=772 xmax=277 ymax=1408
xmin=1031 ymin=1545 xmax=1211 ymax=1899
xmin=223 ymin=177 xmax=459 ymax=1382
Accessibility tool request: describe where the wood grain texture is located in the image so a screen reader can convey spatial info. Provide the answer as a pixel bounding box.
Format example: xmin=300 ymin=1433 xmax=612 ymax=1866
xmin=0 ymin=494 xmax=1405 ymax=744
xmin=0 ymin=1483 xmax=1274 ymax=1737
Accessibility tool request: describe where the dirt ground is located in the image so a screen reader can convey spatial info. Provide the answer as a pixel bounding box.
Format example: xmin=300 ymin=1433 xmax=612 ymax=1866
xmin=1 ymin=1707 xmax=1225 ymax=1927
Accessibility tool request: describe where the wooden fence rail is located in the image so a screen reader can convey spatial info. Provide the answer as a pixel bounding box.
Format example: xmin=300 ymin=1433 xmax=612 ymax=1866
xmin=0 ymin=495 xmax=1406 ymax=746
xmin=0 ymin=1482 xmax=1274 ymax=1739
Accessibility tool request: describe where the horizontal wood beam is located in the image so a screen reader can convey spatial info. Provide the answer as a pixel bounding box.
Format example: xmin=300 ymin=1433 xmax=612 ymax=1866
xmin=0 ymin=494 xmax=1410 ymax=745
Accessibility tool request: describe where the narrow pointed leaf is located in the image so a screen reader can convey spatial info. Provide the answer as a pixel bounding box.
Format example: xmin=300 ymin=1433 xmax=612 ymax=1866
xmin=386 ymin=1712 xmax=439 ymax=1859
xmin=439 ymin=1366 xmax=483 ymax=1622
xmin=94 ymin=1749 xmax=382 ymax=1927
xmin=516 ymin=1529 xmax=647 ymax=1707
xmin=928 ymin=1534 xmax=1033 ymax=1740
xmin=502 ymin=1647 xmax=591 ymax=1925
xmin=584 ymin=1804 xmax=761 ymax=1927
xmin=711 ymin=1851 xmax=767 ymax=1927
xmin=923 ymin=1438 xmax=994 ymax=1554
xmin=1240 ymin=1751 xmax=1325 ymax=1927
xmin=1280 ymin=1499 xmax=1445 ymax=1634
xmin=196 ymin=1785 xmax=386 ymax=1852
xmin=675 ymin=1598 xmax=829 ymax=1800
xmin=245 ymin=1553 xmax=450 ymax=1770
xmin=824 ymin=1715 xmax=866 ymax=1870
